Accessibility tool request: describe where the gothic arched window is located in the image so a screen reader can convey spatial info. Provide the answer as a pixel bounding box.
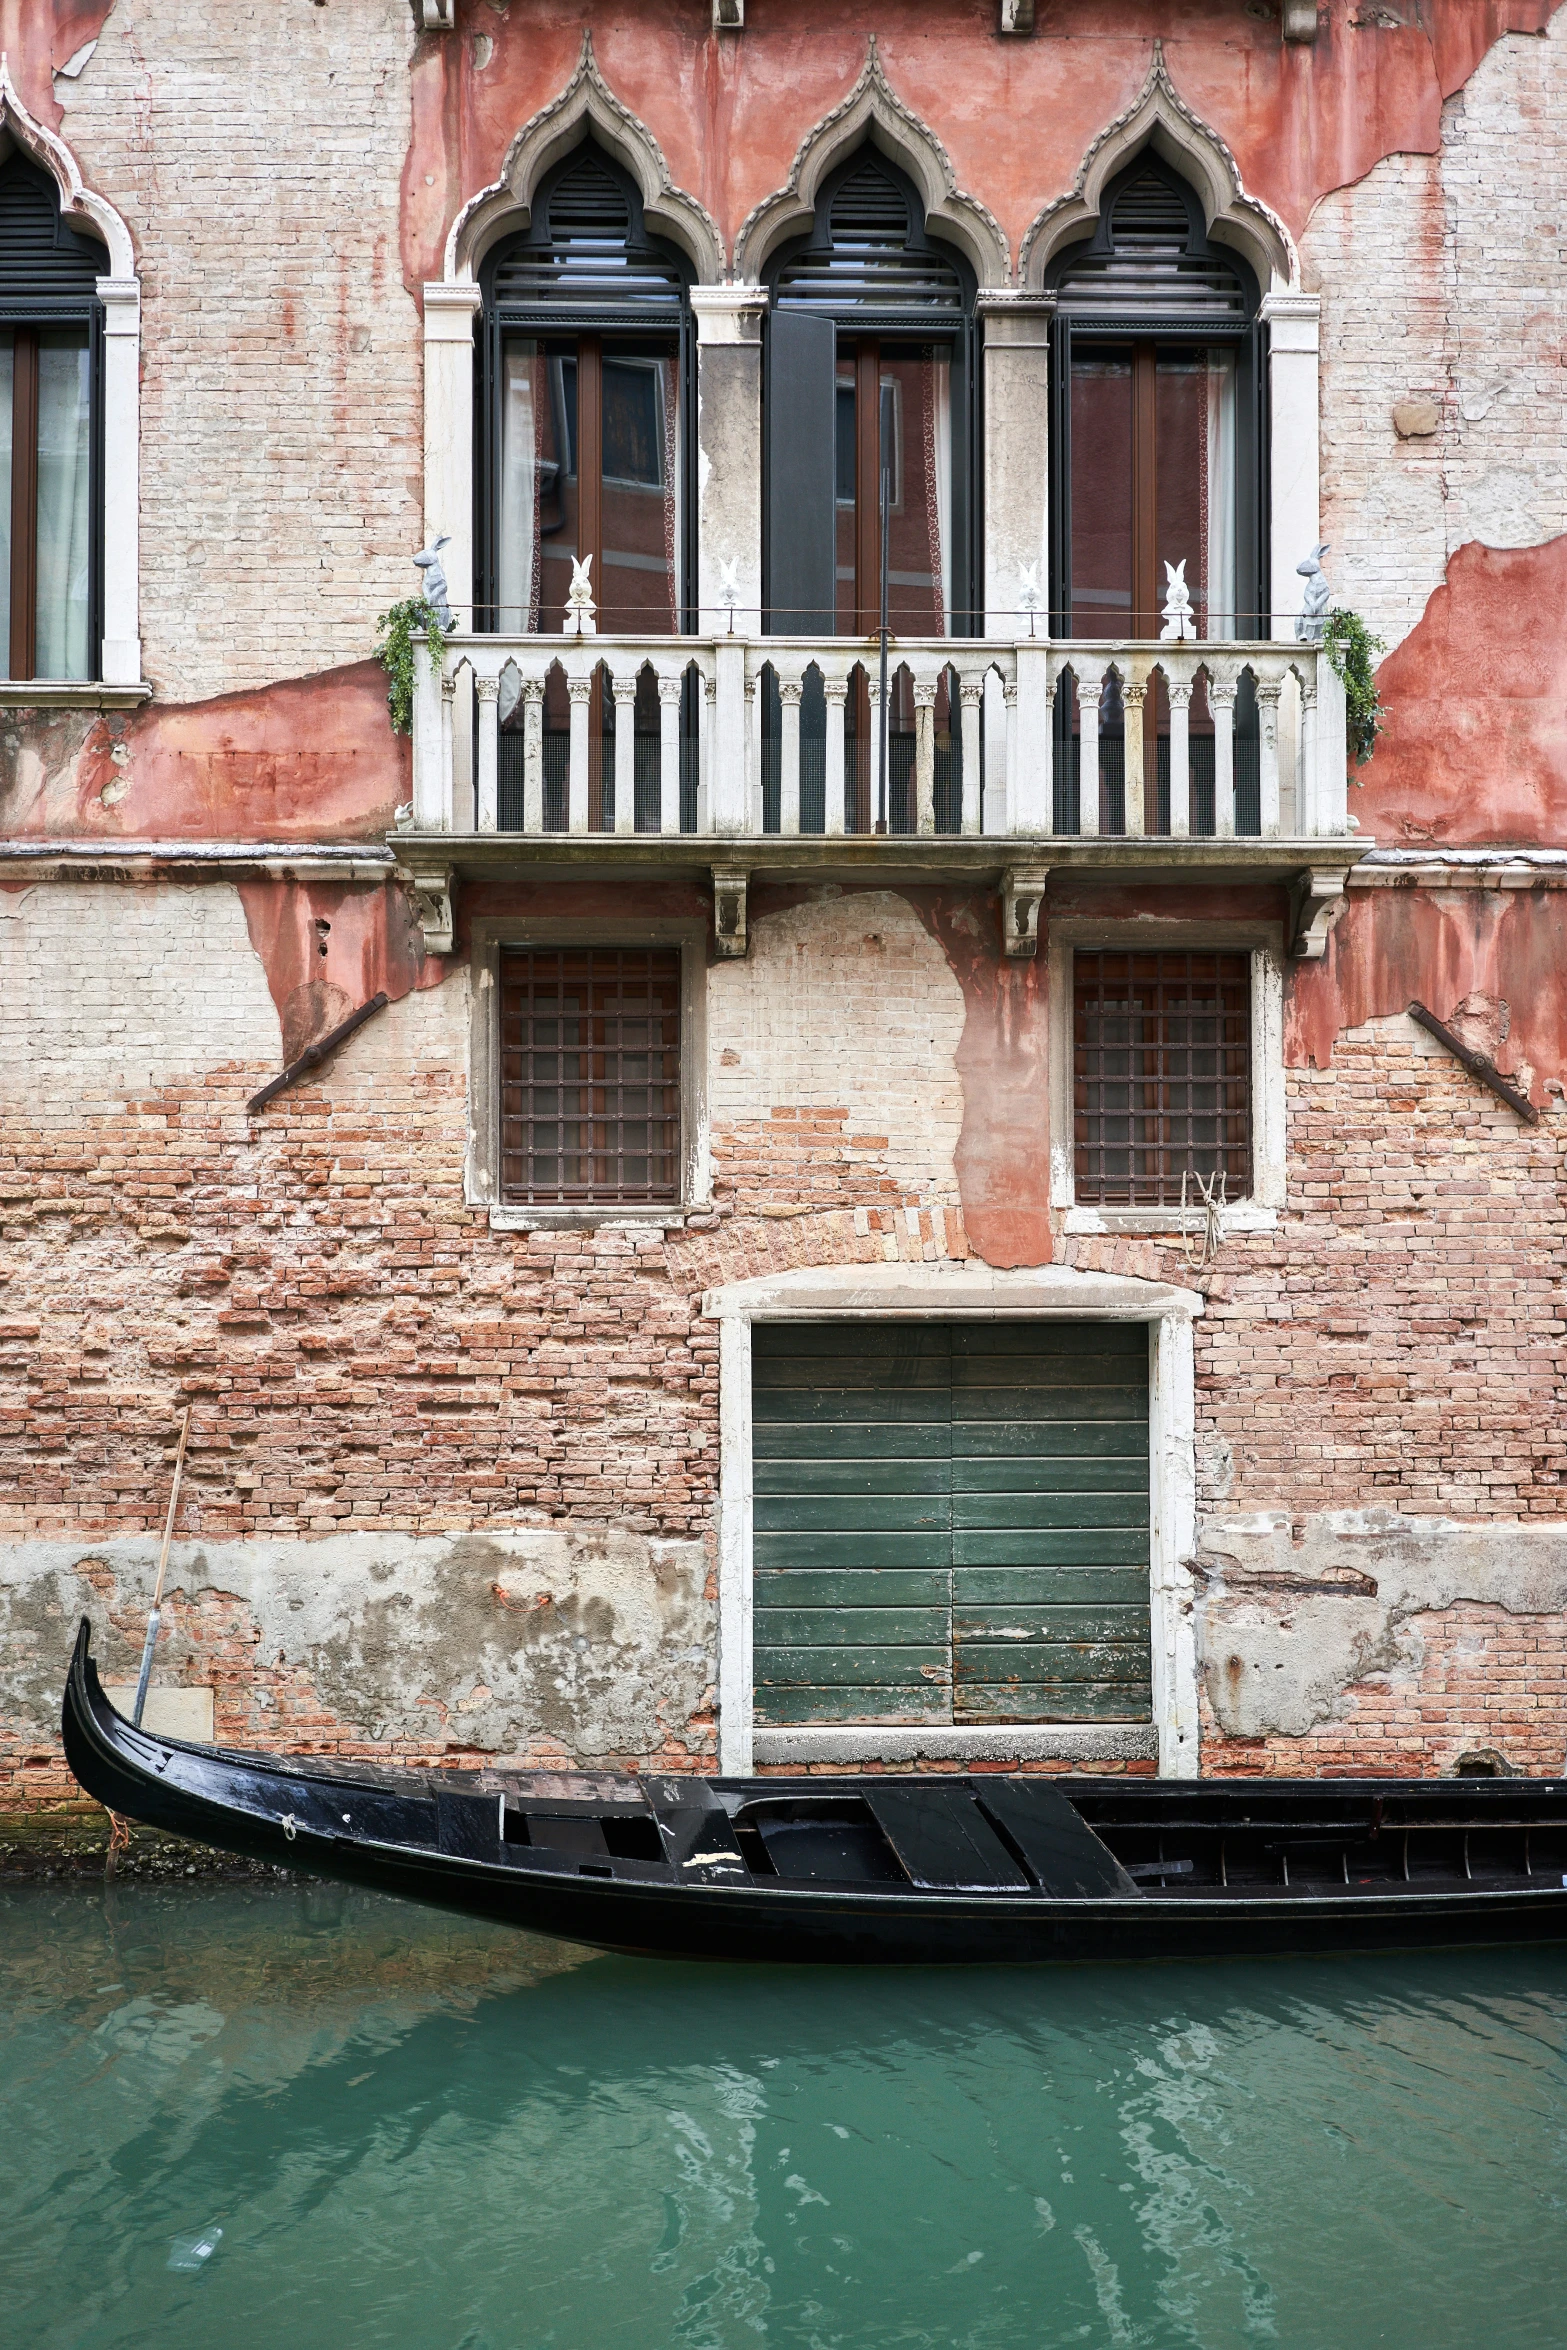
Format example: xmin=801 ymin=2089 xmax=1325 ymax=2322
xmin=765 ymin=146 xmax=976 ymax=639
xmin=1045 ymin=151 xmax=1264 ymax=641
xmin=478 ymin=142 xmax=694 ymax=635
xmin=0 ymin=147 xmax=107 ymax=681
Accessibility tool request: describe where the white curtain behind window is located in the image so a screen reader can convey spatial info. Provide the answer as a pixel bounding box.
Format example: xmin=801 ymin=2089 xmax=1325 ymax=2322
xmin=499 ymin=340 xmax=542 ymax=636
xmin=35 ymin=332 xmax=91 ymax=680
xmin=1204 ymin=348 xmax=1236 ymax=641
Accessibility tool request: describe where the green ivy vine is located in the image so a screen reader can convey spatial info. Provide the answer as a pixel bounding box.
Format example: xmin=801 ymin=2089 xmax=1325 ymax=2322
xmin=1322 ymin=606 xmax=1386 ymax=769
xmin=375 ymin=596 xmax=449 ymax=736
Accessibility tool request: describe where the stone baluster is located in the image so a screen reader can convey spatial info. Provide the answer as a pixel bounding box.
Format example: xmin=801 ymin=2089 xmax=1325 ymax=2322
xmin=1122 ymin=671 xmax=1147 ymax=835
xmin=779 ymin=676 xmax=803 ymax=836
xmin=1167 ymin=674 xmax=1192 ymax=839
xmin=475 ymin=672 xmax=499 ymax=833
xmin=612 ymin=673 xmax=637 ymax=835
xmin=1208 ymin=675 xmax=1237 ymax=838
xmin=439 ymin=667 xmax=457 ymax=833
xmin=914 ymin=679 xmax=937 ymax=837
xmin=567 ymin=673 xmax=592 ymax=834
xmin=522 ymin=680 xmax=544 ymax=834
xmin=1077 ymin=668 xmax=1102 ymax=838
xmin=823 ymin=678 xmax=847 ymax=837
xmin=959 ymin=675 xmax=983 ymax=836
xmin=658 ymin=674 xmax=682 ymax=836
xmin=1256 ymin=675 xmax=1282 ymax=835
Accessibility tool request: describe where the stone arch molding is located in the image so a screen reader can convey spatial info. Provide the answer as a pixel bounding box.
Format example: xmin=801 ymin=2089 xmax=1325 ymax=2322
xmin=0 ymin=56 xmax=141 ymax=686
xmin=1018 ymin=43 xmax=1295 ymax=294
xmin=733 ymin=38 xmax=1011 ymax=290
xmin=444 ymin=30 xmax=723 ymax=285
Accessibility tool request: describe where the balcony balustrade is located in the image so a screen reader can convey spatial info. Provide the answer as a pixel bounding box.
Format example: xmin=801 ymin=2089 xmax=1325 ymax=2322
xmin=410 ymin=631 xmax=1351 ymax=847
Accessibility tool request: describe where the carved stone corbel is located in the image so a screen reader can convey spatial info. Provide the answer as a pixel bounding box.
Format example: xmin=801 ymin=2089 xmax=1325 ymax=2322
xmin=1282 ymin=1 xmax=1319 ymax=38
xmin=713 ymin=0 xmax=744 ymax=25
xmin=1290 ymin=866 xmax=1349 ymax=960
xmin=712 ymin=866 xmax=749 ymax=959
xmin=403 ymin=862 xmax=456 ymax=956
xmin=1001 ymin=864 xmax=1050 ymax=958
xmin=999 ymin=0 xmax=1035 ymax=31
xmin=419 ymin=0 xmax=456 ymax=28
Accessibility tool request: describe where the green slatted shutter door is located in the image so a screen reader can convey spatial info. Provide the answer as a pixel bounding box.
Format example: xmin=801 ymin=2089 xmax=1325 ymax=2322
xmin=752 ymin=1321 xmax=1151 ymax=1727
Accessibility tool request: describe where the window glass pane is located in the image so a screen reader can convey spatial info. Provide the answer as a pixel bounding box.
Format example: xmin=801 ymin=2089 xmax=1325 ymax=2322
xmin=1069 ymin=353 xmax=1132 ymax=635
xmin=1073 ymin=949 xmax=1251 ymax=1206
xmin=881 ymin=348 xmax=949 ymax=636
xmin=537 ymin=346 xmax=579 ymax=635
xmin=1154 ymin=350 xmax=1236 ymax=642
xmin=0 ymin=333 xmax=11 ymax=681
xmin=598 ymin=352 xmax=679 ymax=632
xmin=35 ymin=330 xmax=91 ymax=680
xmin=498 ymin=946 xmax=681 ymax=1205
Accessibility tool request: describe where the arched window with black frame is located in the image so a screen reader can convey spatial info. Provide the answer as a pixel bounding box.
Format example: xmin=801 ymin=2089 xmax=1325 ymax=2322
xmin=1046 ymin=152 xmax=1266 ymax=836
xmin=477 ymin=141 xmax=695 ymax=637
xmin=0 ymin=148 xmax=106 ymax=682
xmin=764 ymin=147 xmax=976 ymax=639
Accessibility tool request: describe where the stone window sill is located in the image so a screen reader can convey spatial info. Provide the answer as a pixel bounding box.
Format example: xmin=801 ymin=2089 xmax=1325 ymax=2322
xmin=752 ymin=1723 xmax=1158 ymax=1767
xmin=486 ymin=1201 xmax=701 ymax=1233
xmin=0 ymin=679 xmax=152 ymax=710
xmin=1060 ymin=1204 xmax=1279 ymax=1237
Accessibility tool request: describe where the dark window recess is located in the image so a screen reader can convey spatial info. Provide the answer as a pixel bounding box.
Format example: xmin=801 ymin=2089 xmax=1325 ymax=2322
xmin=1073 ymin=950 xmax=1252 ymax=1206
xmin=499 ymin=946 xmax=681 ymax=1207
xmin=0 ymin=152 xmax=107 ymax=682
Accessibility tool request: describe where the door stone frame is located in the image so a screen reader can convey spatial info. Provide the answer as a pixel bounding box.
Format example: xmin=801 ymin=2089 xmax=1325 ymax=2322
xmin=702 ymin=1260 xmax=1203 ymax=1778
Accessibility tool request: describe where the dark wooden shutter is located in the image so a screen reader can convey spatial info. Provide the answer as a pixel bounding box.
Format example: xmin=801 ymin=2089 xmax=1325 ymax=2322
xmin=752 ymin=1322 xmax=1151 ymax=1726
xmin=765 ymin=307 xmax=836 ymax=634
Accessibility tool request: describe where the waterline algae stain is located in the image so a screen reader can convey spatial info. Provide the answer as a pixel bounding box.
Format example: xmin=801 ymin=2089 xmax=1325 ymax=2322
xmin=2 ymin=1884 xmax=1564 ymax=2349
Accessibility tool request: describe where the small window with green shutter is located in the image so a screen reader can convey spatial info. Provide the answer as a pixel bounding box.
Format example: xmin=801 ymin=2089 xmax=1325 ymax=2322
xmin=751 ymin=1321 xmax=1151 ymax=1728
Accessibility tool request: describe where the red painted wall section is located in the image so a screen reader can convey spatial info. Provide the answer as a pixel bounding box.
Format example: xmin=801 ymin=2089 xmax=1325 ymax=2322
xmin=1286 ymin=886 xmax=1567 ymax=1101
xmin=0 ymin=664 xmax=407 ymax=843
xmin=1 ymin=1 xmax=116 ymax=128
xmin=236 ymin=878 xmax=435 ymax=1063
xmin=1354 ymin=540 xmax=1567 ymax=849
xmin=402 ymin=0 xmax=1563 ymax=293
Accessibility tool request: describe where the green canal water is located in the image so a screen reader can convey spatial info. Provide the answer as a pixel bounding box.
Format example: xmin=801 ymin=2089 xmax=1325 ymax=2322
xmin=3 ymin=1885 xmax=1564 ymax=2350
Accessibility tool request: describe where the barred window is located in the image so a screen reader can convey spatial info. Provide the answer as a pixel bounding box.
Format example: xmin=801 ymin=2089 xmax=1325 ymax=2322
xmin=499 ymin=946 xmax=681 ymax=1205
xmin=1073 ymin=950 xmax=1251 ymax=1206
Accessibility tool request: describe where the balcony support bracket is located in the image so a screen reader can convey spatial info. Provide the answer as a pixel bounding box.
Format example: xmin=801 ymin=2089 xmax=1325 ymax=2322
xmin=1290 ymin=865 xmax=1350 ymax=960
xmin=402 ymin=860 xmax=456 ymax=957
xmin=1002 ymin=864 xmax=1051 ymax=958
xmin=712 ymin=865 xmax=749 ymax=960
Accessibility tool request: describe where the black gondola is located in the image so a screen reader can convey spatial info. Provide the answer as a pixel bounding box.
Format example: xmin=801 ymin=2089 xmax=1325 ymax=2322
xmin=62 ymin=1621 xmax=1567 ymax=1964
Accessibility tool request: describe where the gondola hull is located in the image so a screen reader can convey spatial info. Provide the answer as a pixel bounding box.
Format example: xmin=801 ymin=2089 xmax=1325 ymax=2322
xmin=62 ymin=1622 xmax=1567 ymax=1965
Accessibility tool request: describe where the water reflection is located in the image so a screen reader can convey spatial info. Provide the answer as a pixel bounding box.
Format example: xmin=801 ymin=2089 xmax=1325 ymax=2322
xmin=3 ymin=1884 xmax=1564 ymax=2349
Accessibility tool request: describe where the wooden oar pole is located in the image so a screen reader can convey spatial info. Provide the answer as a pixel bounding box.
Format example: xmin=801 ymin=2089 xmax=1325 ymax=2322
xmin=131 ymin=1405 xmax=192 ymax=1729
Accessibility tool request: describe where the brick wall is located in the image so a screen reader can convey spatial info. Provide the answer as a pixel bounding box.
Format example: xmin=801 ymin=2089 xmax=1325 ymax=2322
xmin=57 ymin=0 xmax=422 ymax=701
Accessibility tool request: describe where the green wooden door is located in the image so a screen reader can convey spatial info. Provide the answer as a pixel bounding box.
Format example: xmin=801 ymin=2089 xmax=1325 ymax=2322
xmin=752 ymin=1322 xmax=1151 ymax=1726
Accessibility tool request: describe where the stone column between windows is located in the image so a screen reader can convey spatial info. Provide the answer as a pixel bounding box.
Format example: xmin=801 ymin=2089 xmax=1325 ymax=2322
xmin=423 ymin=281 xmax=483 ymax=830
xmin=1260 ymin=290 xmax=1321 ymax=641
xmin=98 ymin=277 xmax=142 ymax=685
xmin=977 ymin=291 xmax=1055 ymax=635
xmin=690 ymin=285 xmax=768 ymax=632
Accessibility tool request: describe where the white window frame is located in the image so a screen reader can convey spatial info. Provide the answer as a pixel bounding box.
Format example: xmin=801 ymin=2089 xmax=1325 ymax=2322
xmin=466 ymin=914 xmax=710 ymax=1231
xmin=705 ymin=1260 xmax=1203 ymax=1780
xmin=0 ymin=69 xmax=143 ymax=695
xmin=1048 ymin=919 xmax=1285 ymax=1237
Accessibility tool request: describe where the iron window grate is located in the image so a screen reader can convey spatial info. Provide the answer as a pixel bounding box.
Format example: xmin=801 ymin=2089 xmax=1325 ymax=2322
xmin=1073 ymin=950 xmax=1251 ymax=1206
xmin=499 ymin=946 xmax=681 ymax=1205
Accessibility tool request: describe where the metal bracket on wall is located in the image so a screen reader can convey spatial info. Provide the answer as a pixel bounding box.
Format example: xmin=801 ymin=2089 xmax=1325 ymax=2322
xmin=402 ymin=862 xmax=456 ymax=956
xmin=712 ymin=866 xmax=749 ymax=959
xmin=1001 ymin=865 xmax=1050 ymax=958
xmin=1289 ymin=866 xmax=1349 ymax=959
xmin=1282 ymin=1 xmax=1320 ymax=38
xmin=1408 ymin=1001 xmax=1540 ymax=1125
xmin=998 ymin=0 xmax=1035 ymax=32
xmin=419 ymin=0 xmax=457 ymax=29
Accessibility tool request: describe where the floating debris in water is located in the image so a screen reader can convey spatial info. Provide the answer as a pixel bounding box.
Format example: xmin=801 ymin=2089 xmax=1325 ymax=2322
xmin=167 ymin=2224 xmax=223 ymax=2273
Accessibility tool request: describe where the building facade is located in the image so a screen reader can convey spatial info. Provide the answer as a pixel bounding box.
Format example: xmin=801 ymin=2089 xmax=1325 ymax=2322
xmin=3 ymin=0 xmax=1566 ymax=1834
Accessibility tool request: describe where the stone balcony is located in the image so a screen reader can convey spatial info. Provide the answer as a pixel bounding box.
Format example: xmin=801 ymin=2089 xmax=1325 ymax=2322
xmin=398 ymin=631 xmax=1358 ymax=959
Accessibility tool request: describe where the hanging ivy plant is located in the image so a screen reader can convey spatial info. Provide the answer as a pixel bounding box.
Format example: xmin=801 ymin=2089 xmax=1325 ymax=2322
xmin=375 ymin=596 xmax=449 ymax=736
xmin=1322 ymin=606 xmax=1386 ymax=769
